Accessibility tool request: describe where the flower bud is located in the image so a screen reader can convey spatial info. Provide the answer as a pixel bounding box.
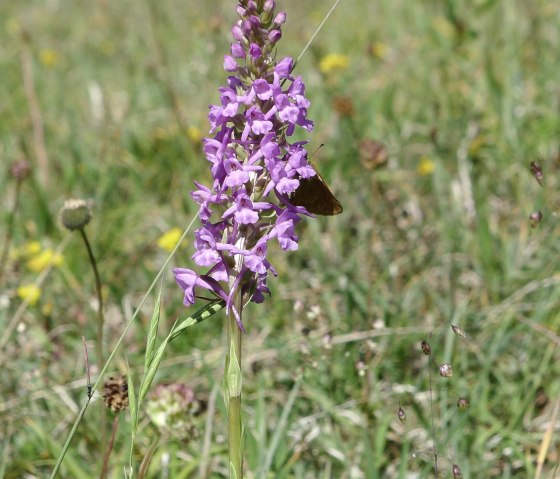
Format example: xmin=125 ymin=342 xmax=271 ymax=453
xmin=231 ymin=42 xmax=245 ymax=58
xmin=224 ymin=55 xmax=238 ymax=72
xmin=268 ymin=29 xmax=282 ymax=44
xmin=59 ymin=199 xmax=93 ymax=231
xmin=273 ymin=12 xmax=286 ymax=25
xmin=249 ymin=43 xmax=262 ymax=59
xmin=232 ymin=24 xmax=244 ymax=41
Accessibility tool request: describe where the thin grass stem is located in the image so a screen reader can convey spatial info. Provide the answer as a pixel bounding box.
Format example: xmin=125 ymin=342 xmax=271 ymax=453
xmin=0 ymin=180 xmax=22 ymax=287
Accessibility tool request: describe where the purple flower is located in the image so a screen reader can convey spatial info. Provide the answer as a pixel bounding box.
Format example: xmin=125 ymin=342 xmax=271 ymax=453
xmin=174 ymin=1 xmax=318 ymax=330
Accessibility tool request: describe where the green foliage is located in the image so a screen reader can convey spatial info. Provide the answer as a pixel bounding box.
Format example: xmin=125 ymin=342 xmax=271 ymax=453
xmin=1 ymin=0 xmax=559 ymax=477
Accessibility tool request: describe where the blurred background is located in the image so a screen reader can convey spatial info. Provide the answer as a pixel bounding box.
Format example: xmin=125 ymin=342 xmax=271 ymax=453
xmin=1 ymin=0 xmax=559 ymax=477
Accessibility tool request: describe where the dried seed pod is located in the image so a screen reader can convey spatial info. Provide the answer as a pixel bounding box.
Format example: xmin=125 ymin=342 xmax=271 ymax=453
xmin=529 ymin=211 xmax=543 ymax=228
xmin=457 ymin=397 xmax=470 ymax=410
xmin=439 ymin=363 xmax=453 ymax=378
xmin=102 ymin=375 xmax=129 ymax=412
xmin=397 ymin=405 xmax=406 ymax=424
xmin=359 ymin=139 xmax=388 ymax=170
xmin=421 ymin=340 xmax=432 ymax=355
xmin=452 ymin=463 xmax=463 ymax=478
xmin=529 ymin=161 xmax=543 ymax=187
xmin=451 ymin=324 xmax=466 ymax=338
xmin=332 ymin=95 xmax=355 ymax=118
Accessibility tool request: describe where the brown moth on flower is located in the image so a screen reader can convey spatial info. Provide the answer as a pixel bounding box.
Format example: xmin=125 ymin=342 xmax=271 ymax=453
xmin=290 ymin=169 xmax=343 ymax=216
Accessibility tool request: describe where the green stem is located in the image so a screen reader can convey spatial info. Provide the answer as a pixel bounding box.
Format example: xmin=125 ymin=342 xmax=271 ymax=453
xmin=79 ymin=229 xmax=104 ymax=365
xmin=78 ymin=228 xmax=107 ymax=449
xmin=0 ymin=180 xmax=22 ymax=287
xmin=226 ymin=290 xmax=243 ymax=478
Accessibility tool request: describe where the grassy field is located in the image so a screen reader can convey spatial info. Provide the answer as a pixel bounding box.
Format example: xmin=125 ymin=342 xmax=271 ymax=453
xmin=1 ymin=0 xmax=559 ymax=477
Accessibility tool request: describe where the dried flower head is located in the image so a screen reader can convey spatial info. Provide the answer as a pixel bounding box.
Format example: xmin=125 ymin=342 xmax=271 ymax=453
xmin=10 ymin=159 xmax=31 ymax=181
xmin=451 ymin=324 xmax=466 ymax=338
xmin=421 ymin=340 xmax=432 ymax=355
xmin=102 ymin=375 xmax=129 ymax=412
xmin=529 ymin=161 xmax=543 ymax=187
xmin=439 ymin=363 xmax=453 ymax=378
xmin=359 ymin=139 xmax=388 ymax=170
xmin=452 ymin=464 xmax=463 ymax=478
xmin=529 ymin=211 xmax=543 ymax=228
xmin=397 ymin=405 xmax=406 ymax=424
xmin=332 ymin=95 xmax=355 ymax=118
xmin=457 ymin=397 xmax=470 ymax=410
xmin=146 ymin=383 xmax=202 ymax=440
xmin=60 ymin=199 xmax=93 ymax=231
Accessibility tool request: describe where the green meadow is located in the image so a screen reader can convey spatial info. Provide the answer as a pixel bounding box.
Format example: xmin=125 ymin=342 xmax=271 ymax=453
xmin=1 ymin=0 xmax=559 ymax=477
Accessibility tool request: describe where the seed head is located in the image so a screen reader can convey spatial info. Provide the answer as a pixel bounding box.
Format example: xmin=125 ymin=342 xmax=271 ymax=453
xmin=146 ymin=383 xmax=202 ymax=440
xmin=439 ymin=363 xmax=453 ymax=378
xmin=10 ymin=159 xmax=31 ymax=181
xmin=102 ymin=375 xmax=129 ymax=412
xmin=451 ymin=324 xmax=466 ymax=338
xmin=529 ymin=211 xmax=543 ymax=228
xmin=397 ymin=405 xmax=406 ymax=424
xmin=359 ymin=139 xmax=388 ymax=170
xmin=457 ymin=397 xmax=470 ymax=410
xmin=452 ymin=464 xmax=463 ymax=478
xmin=529 ymin=161 xmax=543 ymax=187
xmin=421 ymin=340 xmax=432 ymax=355
xmin=60 ymin=199 xmax=93 ymax=231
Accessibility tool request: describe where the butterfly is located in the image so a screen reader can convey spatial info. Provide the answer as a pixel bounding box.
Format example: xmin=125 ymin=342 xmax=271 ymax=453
xmin=290 ymin=170 xmax=343 ymax=216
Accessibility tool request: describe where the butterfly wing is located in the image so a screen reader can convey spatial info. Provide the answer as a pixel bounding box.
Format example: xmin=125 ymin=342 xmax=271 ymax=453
xmin=290 ymin=174 xmax=343 ymax=216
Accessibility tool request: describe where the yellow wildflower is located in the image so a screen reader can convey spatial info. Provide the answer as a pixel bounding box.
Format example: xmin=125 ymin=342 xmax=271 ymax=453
xmin=26 ymin=249 xmax=63 ymax=272
xmin=41 ymin=302 xmax=54 ymax=316
xmin=187 ymin=126 xmax=202 ymax=144
xmin=319 ymin=53 xmax=349 ymax=74
xmin=39 ymin=49 xmax=59 ymax=68
xmin=370 ymin=41 xmax=390 ymax=60
xmin=23 ymin=241 xmax=42 ymax=256
xmin=17 ymin=284 xmax=41 ymax=306
xmin=157 ymin=228 xmax=183 ymax=252
xmin=417 ymin=156 xmax=436 ymax=176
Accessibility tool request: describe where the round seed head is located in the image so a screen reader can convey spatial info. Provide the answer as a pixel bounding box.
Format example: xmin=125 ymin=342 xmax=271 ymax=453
xmin=457 ymin=397 xmax=470 ymax=410
xmin=439 ymin=363 xmax=453 ymax=378
xmin=60 ymin=199 xmax=93 ymax=231
xmin=529 ymin=211 xmax=543 ymax=228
